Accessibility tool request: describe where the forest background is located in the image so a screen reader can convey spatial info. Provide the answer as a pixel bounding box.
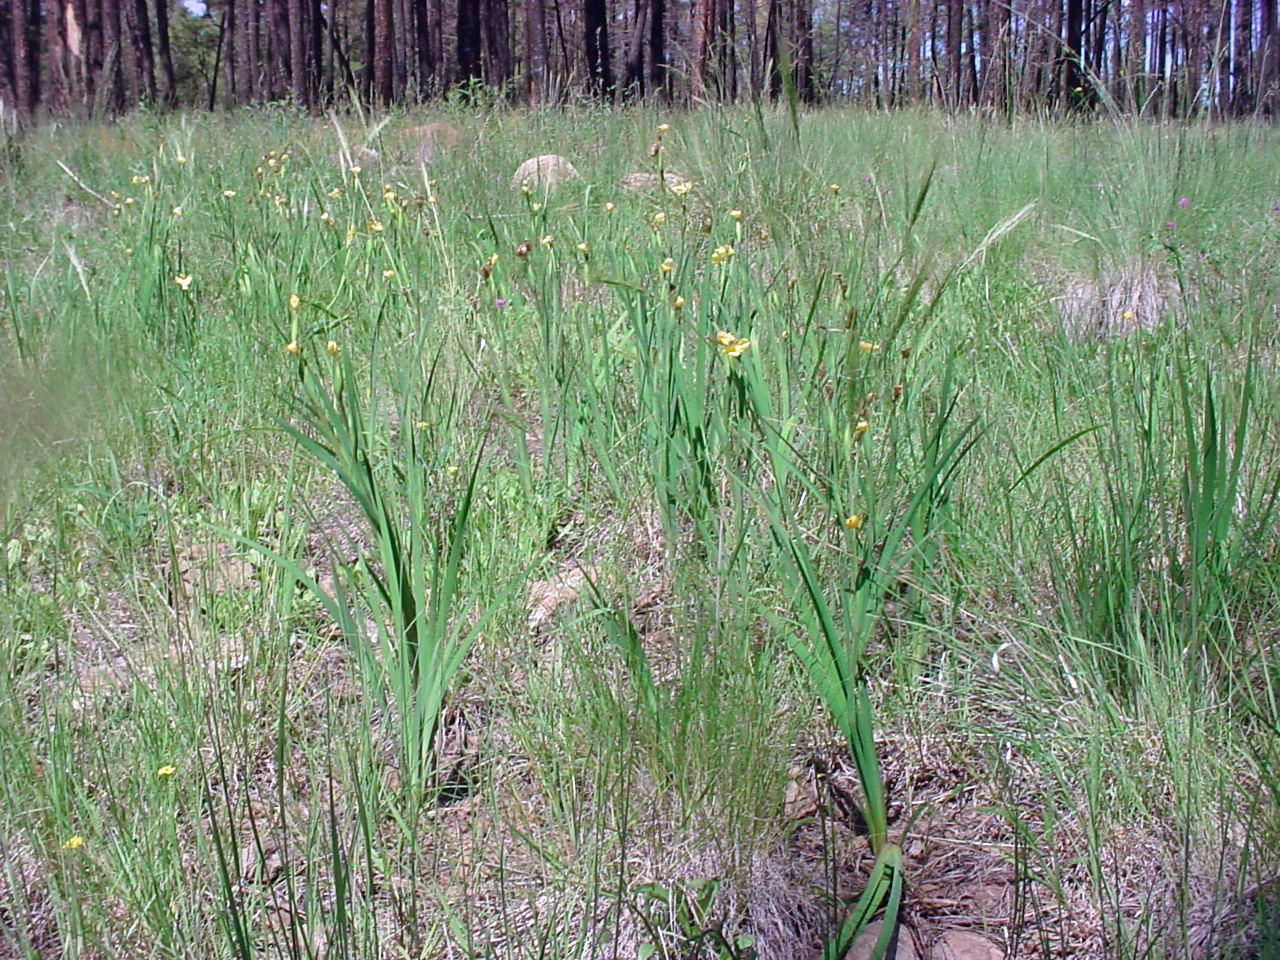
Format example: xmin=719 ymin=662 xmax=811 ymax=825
xmin=3 ymin=0 xmax=1280 ymax=122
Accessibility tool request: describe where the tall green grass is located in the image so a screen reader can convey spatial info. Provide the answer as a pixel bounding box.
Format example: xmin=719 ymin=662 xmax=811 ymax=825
xmin=0 ymin=106 xmax=1278 ymax=960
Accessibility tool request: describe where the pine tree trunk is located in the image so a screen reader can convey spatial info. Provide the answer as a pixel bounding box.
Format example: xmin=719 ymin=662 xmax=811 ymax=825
xmin=649 ymin=0 xmax=665 ymax=95
xmin=524 ymin=0 xmax=547 ymax=99
xmin=457 ymin=0 xmax=481 ymax=82
xmin=584 ymin=0 xmax=612 ymax=96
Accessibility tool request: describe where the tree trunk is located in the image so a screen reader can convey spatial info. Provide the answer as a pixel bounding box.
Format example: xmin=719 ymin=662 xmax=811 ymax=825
xmin=524 ymin=0 xmax=547 ymax=99
xmin=484 ymin=0 xmax=512 ymax=86
xmin=584 ymin=0 xmax=612 ymax=96
xmin=649 ymin=0 xmax=666 ymax=95
xmin=457 ymin=0 xmax=481 ymax=82
xmin=793 ymin=0 xmax=815 ymax=100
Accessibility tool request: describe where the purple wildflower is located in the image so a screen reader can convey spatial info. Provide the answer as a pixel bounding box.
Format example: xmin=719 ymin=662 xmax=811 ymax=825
xmin=1164 ymin=220 xmax=1177 ymax=228
xmin=1177 ymin=197 xmax=1189 ymax=206
xmin=495 ymin=298 xmax=510 ymax=307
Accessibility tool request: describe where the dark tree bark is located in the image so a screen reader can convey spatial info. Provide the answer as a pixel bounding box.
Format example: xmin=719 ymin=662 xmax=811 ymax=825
xmin=649 ymin=0 xmax=666 ymax=95
xmin=155 ymin=0 xmax=176 ymax=104
xmin=11 ymin=0 xmax=36 ymax=114
xmin=373 ymin=0 xmax=392 ymax=102
xmin=483 ymin=0 xmax=512 ymax=86
xmin=584 ymin=0 xmax=612 ymax=96
xmin=624 ymin=0 xmax=647 ymax=95
xmin=457 ymin=0 xmax=481 ymax=82
xmin=524 ymin=0 xmax=547 ymax=99
xmin=793 ymin=0 xmax=815 ymax=100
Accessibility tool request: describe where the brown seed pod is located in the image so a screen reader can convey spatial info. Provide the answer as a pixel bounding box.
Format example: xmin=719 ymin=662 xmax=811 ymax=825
xmin=515 ymin=238 xmax=533 ymax=259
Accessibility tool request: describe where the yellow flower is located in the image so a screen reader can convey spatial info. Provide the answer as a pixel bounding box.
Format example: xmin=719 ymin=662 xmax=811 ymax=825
xmin=325 ymin=340 xmax=339 ymax=356
xmin=657 ymin=123 xmax=670 ymax=135
xmin=604 ymin=202 xmax=616 ymax=212
xmin=61 ymin=836 xmax=85 ymax=850
xmin=844 ymin=514 xmax=864 ymax=530
xmin=445 ymin=464 xmax=460 ymax=474
xmin=576 ymin=242 xmax=589 ymax=254
xmin=651 ymin=211 xmax=666 ymax=227
xmin=710 ymin=244 xmax=735 ymax=264
xmin=673 ymin=295 xmax=685 ymax=310
xmin=319 ymin=210 xmax=332 ymax=223
xmin=728 ymin=209 xmax=742 ymax=220
xmin=828 ymin=183 xmax=841 ymax=194
xmin=123 ymin=197 xmax=135 ymax=206
xmin=285 ymin=340 xmax=300 ymax=354
xmin=1122 ymin=310 xmax=1135 ymax=320
xmin=383 ymin=189 xmax=396 ymax=201
xmin=367 ymin=219 xmax=384 ymax=232
xmin=854 ymin=420 xmax=870 ymax=441
xmin=540 ymin=234 xmax=555 ymax=246
xmin=670 ymin=180 xmax=693 ymax=196
xmin=660 ymin=257 xmax=674 ymax=273
xmin=327 ymin=188 xmax=342 ymax=199
xmin=724 ymin=337 xmax=751 ymax=358
xmin=174 ymin=274 xmax=193 ymax=291
xmin=280 ymin=153 xmax=290 ymax=161
xmin=223 ymin=189 xmax=236 ymax=198
xmin=858 ymin=340 xmax=880 ymax=353
xmin=130 ymin=175 xmax=150 ymax=185
xmin=349 ymin=165 xmax=362 ymax=175
xmin=488 ymin=253 xmax=500 ymax=265
xmin=174 ymin=155 xmax=187 ymax=165
xmin=157 ymin=765 xmax=177 ymax=776
xmin=715 ymin=330 xmax=736 ymax=346
xmin=171 ymin=206 xmax=183 ymax=217
xmin=289 ymin=294 xmax=301 ymax=309
xmin=382 ymin=269 xmax=396 ymax=280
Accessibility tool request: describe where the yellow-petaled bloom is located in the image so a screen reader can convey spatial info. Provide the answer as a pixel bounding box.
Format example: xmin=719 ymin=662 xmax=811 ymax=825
xmin=131 ymin=175 xmax=150 ymax=184
xmin=604 ymin=202 xmax=615 ymax=212
xmin=124 ymin=197 xmax=135 ymax=205
xmin=828 ymin=183 xmax=841 ymax=194
xmin=172 ymin=206 xmax=183 ymax=217
xmin=858 ymin=340 xmax=880 ymax=353
xmin=319 ymin=211 xmax=333 ymax=223
xmin=157 ymin=765 xmax=177 ymax=776
xmin=349 ymin=165 xmax=362 ymax=175
xmin=382 ymin=269 xmax=396 ymax=280
xmin=660 ymin=257 xmax=674 ymax=273
xmin=724 ymin=337 xmax=751 ymax=358
xmin=728 ymin=209 xmax=742 ymax=220
xmin=280 ymin=153 xmax=289 ymax=161
xmin=844 ymin=514 xmax=864 ymax=530
xmin=445 ymin=464 xmax=460 ymax=474
xmin=174 ymin=155 xmax=187 ymax=165
xmin=384 ymin=189 xmax=396 ymax=201
xmin=670 ymin=180 xmax=693 ymax=196
xmin=540 ymin=234 xmax=555 ymax=246
xmin=223 ymin=190 xmax=236 ymax=198
xmin=267 ymin=158 xmax=278 ymax=169
xmin=651 ymin=211 xmax=666 ymax=226
xmin=488 ymin=253 xmax=499 ymax=265
xmin=673 ymin=295 xmax=685 ymax=310
xmin=368 ymin=219 xmax=384 ymax=232
xmin=854 ymin=420 xmax=870 ymax=441
xmin=1122 ymin=310 xmax=1135 ymax=320
xmin=577 ymin=243 xmax=589 ymax=254
xmin=110 ymin=191 xmax=121 ymax=199
xmin=285 ymin=340 xmax=300 ymax=354
xmin=174 ymin=274 xmax=193 ymax=291
xmin=715 ymin=330 xmax=736 ymax=346
xmin=61 ymin=836 xmax=85 ymax=850
xmin=328 ymin=188 xmax=342 ymax=199
xmin=289 ymin=294 xmax=301 ymax=309
xmin=710 ymin=244 xmax=735 ymax=264
xmin=325 ymin=340 xmax=339 ymax=356
xmin=657 ymin=123 xmax=670 ymax=135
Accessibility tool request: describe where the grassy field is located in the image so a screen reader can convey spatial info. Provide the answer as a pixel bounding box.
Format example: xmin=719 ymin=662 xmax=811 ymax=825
xmin=2 ymin=105 xmax=1280 ymax=960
